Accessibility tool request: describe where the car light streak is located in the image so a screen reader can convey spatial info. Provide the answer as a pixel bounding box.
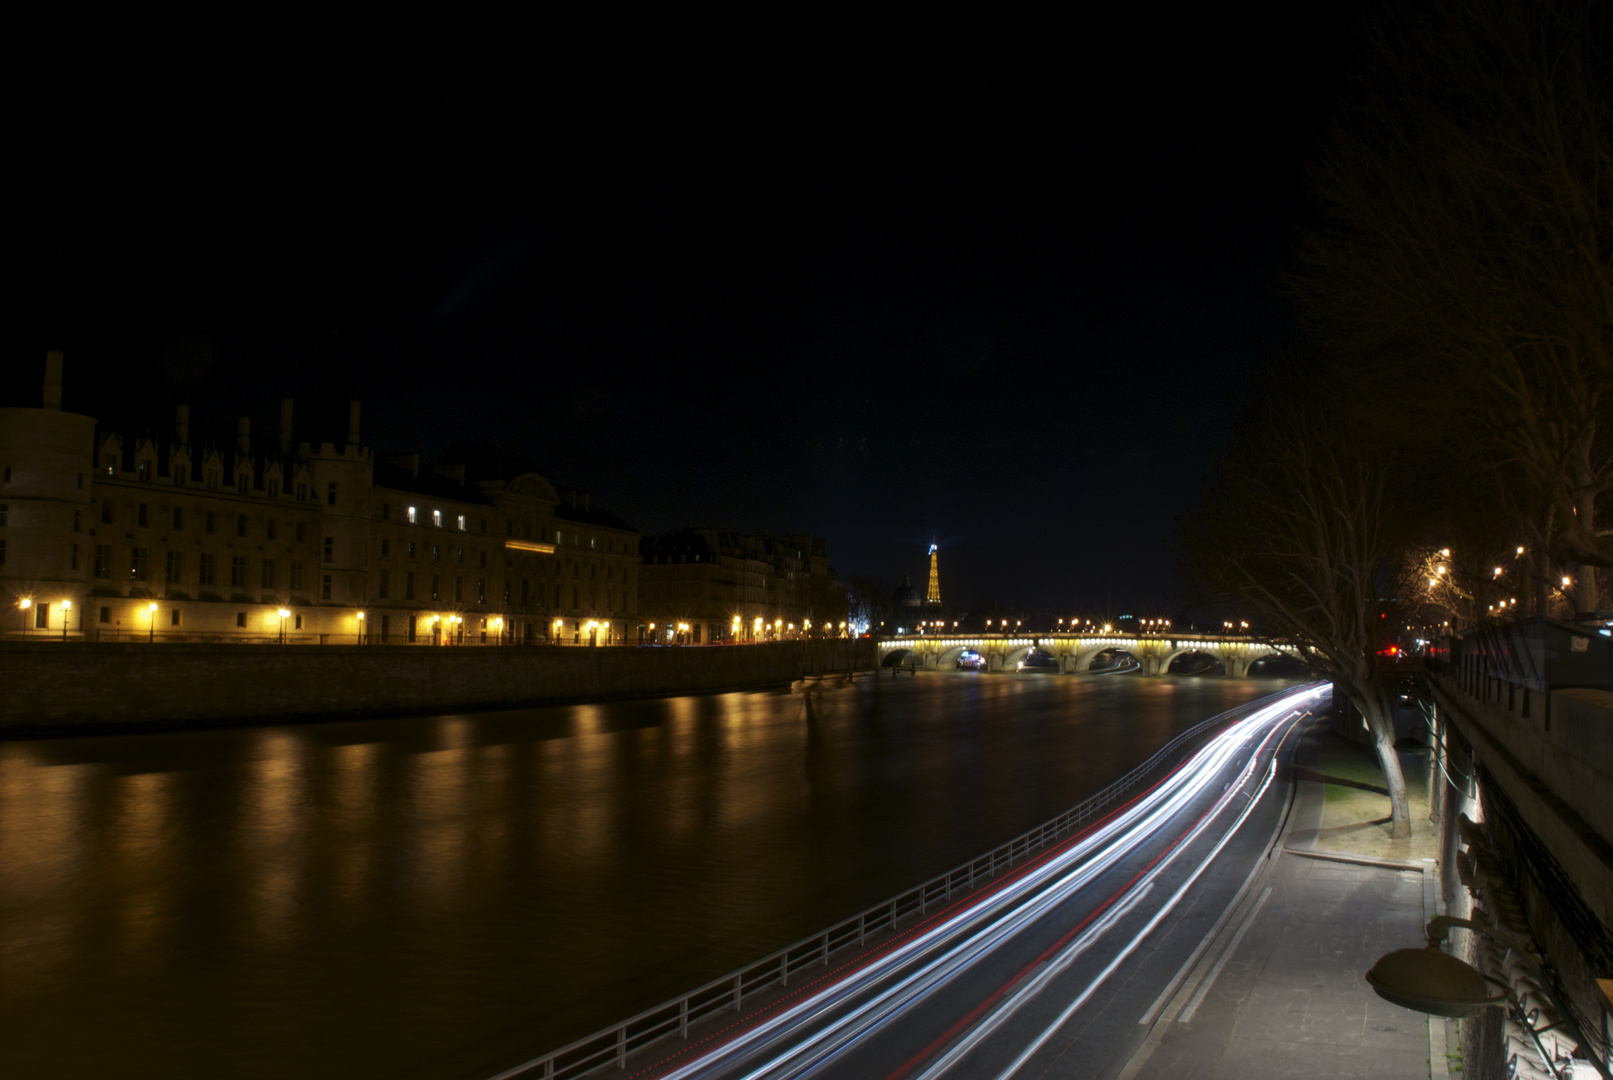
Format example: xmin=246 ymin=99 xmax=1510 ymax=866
xmin=645 ymin=685 xmax=1325 ymax=1080
xmin=911 ymin=734 xmax=1286 ymax=1080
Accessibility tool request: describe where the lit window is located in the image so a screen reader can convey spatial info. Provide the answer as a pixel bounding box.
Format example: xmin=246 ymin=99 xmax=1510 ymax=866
xmin=407 ymin=506 xmax=417 ymax=524
xmin=432 ymin=510 xmax=442 ymax=528
xmin=457 ymin=514 xmax=466 ymax=531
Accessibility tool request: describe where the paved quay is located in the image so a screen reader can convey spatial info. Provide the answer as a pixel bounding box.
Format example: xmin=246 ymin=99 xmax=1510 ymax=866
xmin=1104 ymin=726 xmax=1441 ymax=1080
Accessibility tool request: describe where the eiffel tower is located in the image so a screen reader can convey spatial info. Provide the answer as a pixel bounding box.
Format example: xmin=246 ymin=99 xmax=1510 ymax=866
xmin=925 ymin=543 xmax=941 ymax=607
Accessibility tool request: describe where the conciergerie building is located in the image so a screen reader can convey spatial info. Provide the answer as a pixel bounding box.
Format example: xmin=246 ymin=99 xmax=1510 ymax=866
xmin=0 ymin=352 xmax=640 ymax=645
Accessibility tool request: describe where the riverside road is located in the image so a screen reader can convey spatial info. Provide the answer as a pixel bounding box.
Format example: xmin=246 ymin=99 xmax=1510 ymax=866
xmin=0 ymin=671 xmax=1303 ymax=1080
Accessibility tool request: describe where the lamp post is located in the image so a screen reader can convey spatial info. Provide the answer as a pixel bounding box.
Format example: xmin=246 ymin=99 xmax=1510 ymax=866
xmin=148 ymin=601 xmax=158 ymax=643
xmin=19 ymin=597 xmax=30 ymax=636
xmin=278 ymin=608 xmax=290 ymax=644
xmin=61 ymin=601 xmax=71 ymax=643
xmin=1366 ymin=915 xmax=1608 ymax=1079
xmin=356 ymin=611 xmax=365 ymax=645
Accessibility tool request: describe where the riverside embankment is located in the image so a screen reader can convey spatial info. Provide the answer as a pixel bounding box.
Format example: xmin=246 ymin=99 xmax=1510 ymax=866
xmin=0 ymin=638 xmax=873 ymax=735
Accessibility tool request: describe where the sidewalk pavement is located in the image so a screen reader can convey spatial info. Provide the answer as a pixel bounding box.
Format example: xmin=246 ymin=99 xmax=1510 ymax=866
xmin=1112 ymin=726 xmax=1443 ymax=1080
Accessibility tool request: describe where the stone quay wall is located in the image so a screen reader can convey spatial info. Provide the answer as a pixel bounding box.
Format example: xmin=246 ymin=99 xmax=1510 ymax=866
xmin=0 ymin=639 xmax=874 ymax=736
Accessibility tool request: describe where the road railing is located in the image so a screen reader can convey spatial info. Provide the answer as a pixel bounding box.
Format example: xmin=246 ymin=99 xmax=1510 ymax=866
xmin=492 ymin=684 xmax=1320 ymax=1080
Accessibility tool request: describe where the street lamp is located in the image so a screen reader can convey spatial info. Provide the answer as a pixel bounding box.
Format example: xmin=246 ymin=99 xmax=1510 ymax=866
xmin=278 ymin=608 xmax=290 ymax=644
xmin=356 ymin=611 xmax=365 ymax=644
xmin=61 ymin=600 xmax=71 ymax=643
xmin=147 ymin=601 xmax=159 ymax=643
xmin=18 ymin=597 xmax=30 ymax=635
xmin=491 ymin=616 xmax=503 ymax=645
xmin=1366 ymin=915 xmax=1606 ymax=1078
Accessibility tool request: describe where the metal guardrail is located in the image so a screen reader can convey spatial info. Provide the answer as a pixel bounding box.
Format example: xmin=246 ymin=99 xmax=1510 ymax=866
xmin=494 ymin=685 xmax=1314 ymax=1080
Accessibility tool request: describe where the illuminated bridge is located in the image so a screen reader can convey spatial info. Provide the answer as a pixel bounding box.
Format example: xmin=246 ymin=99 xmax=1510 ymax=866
xmin=875 ymin=632 xmax=1305 ymax=676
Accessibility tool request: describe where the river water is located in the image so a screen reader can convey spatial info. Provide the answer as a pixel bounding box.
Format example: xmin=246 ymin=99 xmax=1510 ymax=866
xmin=0 ymin=672 xmax=1298 ymax=1079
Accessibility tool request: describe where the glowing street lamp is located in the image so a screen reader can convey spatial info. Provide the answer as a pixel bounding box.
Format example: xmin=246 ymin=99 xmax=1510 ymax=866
xmin=18 ymin=597 xmax=31 ymax=635
xmin=356 ymin=610 xmax=365 ymax=644
xmin=491 ymin=616 xmax=504 ymax=645
xmin=61 ymin=600 xmax=71 ymax=642
xmin=148 ymin=601 xmax=159 ymax=643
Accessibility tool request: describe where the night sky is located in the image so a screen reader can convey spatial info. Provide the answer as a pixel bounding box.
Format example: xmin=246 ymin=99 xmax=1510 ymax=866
xmin=10 ymin=22 xmax=1354 ymax=613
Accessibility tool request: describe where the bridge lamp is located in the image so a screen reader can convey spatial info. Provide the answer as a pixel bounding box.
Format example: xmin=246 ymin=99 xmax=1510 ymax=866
xmin=1515 ymin=546 xmax=1523 ymax=555
xmin=1562 ymin=576 xmax=1572 ymax=587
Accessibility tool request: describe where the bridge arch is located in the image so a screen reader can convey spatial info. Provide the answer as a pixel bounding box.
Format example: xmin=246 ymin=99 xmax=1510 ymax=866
xmin=1245 ymin=650 xmax=1308 ymax=677
xmin=880 ymin=647 xmax=915 ymax=668
xmin=1162 ymin=649 xmax=1228 ymax=676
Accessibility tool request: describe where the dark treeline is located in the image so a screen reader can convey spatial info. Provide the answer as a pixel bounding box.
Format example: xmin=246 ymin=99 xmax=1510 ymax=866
xmin=1180 ymin=0 xmax=1613 ymax=837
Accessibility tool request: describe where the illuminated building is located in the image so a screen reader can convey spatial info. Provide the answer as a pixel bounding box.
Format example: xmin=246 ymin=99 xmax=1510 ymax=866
xmin=926 ymin=542 xmax=941 ymax=606
xmin=638 ymin=529 xmax=846 ymax=644
xmin=0 ymin=352 xmax=638 ymax=644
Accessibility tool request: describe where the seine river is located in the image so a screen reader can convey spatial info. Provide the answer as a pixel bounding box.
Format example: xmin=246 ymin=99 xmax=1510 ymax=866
xmin=0 ymin=671 xmax=1297 ymax=1079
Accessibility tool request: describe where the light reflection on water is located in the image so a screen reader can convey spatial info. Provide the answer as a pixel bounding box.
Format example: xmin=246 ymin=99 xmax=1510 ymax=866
xmin=0 ymin=674 xmax=1293 ymax=1079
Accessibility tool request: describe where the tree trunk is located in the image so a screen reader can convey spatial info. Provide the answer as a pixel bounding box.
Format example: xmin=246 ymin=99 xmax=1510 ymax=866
xmin=1355 ymin=680 xmax=1411 ymax=839
xmin=1579 ymin=490 xmax=1599 ymax=617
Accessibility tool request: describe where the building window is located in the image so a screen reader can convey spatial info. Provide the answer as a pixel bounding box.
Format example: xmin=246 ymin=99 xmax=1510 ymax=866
xmin=199 ymin=554 xmax=215 ymax=585
xmin=236 ymin=473 xmax=249 ymax=495
xmin=35 ymin=603 xmax=49 ymax=630
xmin=172 ymin=507 xmax=183 ymax=531
xmin=321 ymin=574 xmax=332 ymax=600
xmin=378 ymin=569 xmax=390 ymax=599
xmin=99 ymin=606 xmax=110 ymax=624
xmin=230 ymin=556 xmax=246 ymax=587
xmin=454 ymin=576 xmax=463 ymax=602
xmin=456 ymin=546 xmax=464 ymax=563
xmin=261 ymin=558 xmax=276 ymax=589
xmin=431 ymin=545 xmax=440 ymax=563
xmin=266 ymin=477 xmax=280 ymax=497
xmin=74 ymin=509 xmax=82 ymax=532
xmin=173 ymin=465 xmax=188 ymax=486
xmin=430 ymin=574 xmax=440 ymax=601
xmin=432 ymin=510 xmax=442 ymax=528
xmin=407 ymin=506 xmax=417 ymax=524
xmin=130 ymin=548 xmax=149 ymax=581
xmin=165 ymin=551 xmax=182 ymax=583
xmin=380 ymin=613 xmax=390 ymax=641
xmin=590 ymin=537 xmax=596 ymax=550
xmin=406 ymin=541 xmax=416 ymax=558
xmin=0 ymin=539 xmax=5 ymax=566
xmin=171 ymin=608 xmax=181 ymax=627
xmin=296 ymin=482 xmax=308 ymax=502
xmin=237 ymin=612 xmax=247 ymax=628
xmin=479 ymin=550 xmax=487 ymax=568
xmin=380 ymin=539 xmax=390 ymax=557
xmin=70 ymin=543 xmax=78 ymax=570
xmin=457 ymin=514 xmax=466 ymax=531
xmin=266 ymin=518 xmax=277 ymax=540
xmin=237 ymin=515 xmax=247 ymax=537
xmin=205 ymin=511 xmax=216 ymax=534
xmin=476 ymin=578 xmax=485 ymax=604
xmin=94 ymin=545 xmax=111 ymax=578
xmin=405 ymin=571 xmax=415 ymax=600
xmin=137 ymin=503 xmax=148 ymax=527
xmin=206 ymin=469 xmax=220 ymax=490
xmin=480 ymin=517 xmax=488 ymax=533
xmin=0 ymin=504 xmax=6 ymax=526
xmin=323 ymin=537 xmax=333 ymax=563
xmin=290 ymin=561 xmax=304 ymax=591
xmin=294 ymin=614 xmax=303 ymax=630
xmin=1 ymin=465 xmax=8 ymax=482
xmin=295 ymin=522 xmax=305 ymax=543
xmin=524 ymin=521 xmax=533 ymax=540
xmin=326 ymin=482 xmax=337 ymax=506
xmin=382 ymin=503 xmax=391 ymax=520
xmin=101 ymin=499 xmax=114 ymax=524
xmin=104 ymin=453 xmax=116 ymax=476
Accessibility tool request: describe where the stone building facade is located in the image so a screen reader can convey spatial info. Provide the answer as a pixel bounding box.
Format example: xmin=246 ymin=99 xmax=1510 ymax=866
xmin=637 ymin=528 xmax=846 ymax=644
xmin=0 ymin=353 xmax=639 ymax=644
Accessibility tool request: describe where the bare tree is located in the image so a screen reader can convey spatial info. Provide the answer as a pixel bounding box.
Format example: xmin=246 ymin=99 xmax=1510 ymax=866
xmin=1292 ymin=0 xmax=1613 ymax=614
xmin=1183 ymin=401 xmax=1414 ymax=837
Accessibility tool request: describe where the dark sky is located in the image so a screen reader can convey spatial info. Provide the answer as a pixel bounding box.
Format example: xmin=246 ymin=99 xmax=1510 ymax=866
xmin=10 ymin=21 xmax=1355 ymax=613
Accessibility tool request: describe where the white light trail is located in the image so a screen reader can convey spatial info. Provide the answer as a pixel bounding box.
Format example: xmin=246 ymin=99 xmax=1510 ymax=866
xmin=635 ymin=685 xmax=1325 ymax=1080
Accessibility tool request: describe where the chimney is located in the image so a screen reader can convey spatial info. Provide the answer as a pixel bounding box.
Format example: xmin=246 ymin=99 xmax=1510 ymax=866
xmin=237 ymin=416 xmax=251 ymax=454
xmin=347 ymin=401 xmax=361 ymax=448
xmin=279 ymin=399 xmax=294 ymax=456
xmin=43 ymin=349 xmax=63 ymax=410
xmin=175 ymin=404 xmax=190 ymax=445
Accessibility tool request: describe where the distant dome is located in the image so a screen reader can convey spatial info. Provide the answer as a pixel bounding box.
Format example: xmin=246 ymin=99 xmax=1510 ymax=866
xmin=892 ymin=573 xmax=920 ymax=608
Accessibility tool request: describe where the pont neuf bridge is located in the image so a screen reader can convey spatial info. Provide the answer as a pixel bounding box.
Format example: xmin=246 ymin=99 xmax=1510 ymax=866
xmin=876 ymin=631 xmax=1303 ymax=675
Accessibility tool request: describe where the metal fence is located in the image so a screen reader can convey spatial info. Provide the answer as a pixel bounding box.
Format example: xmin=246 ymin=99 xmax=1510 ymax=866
xmin=494 ymin=685 xmax=1312 ymax=1080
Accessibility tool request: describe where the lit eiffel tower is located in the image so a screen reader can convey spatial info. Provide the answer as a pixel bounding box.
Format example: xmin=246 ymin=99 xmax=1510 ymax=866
xmin=925 ymin=543 xmax=941 ymax=606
